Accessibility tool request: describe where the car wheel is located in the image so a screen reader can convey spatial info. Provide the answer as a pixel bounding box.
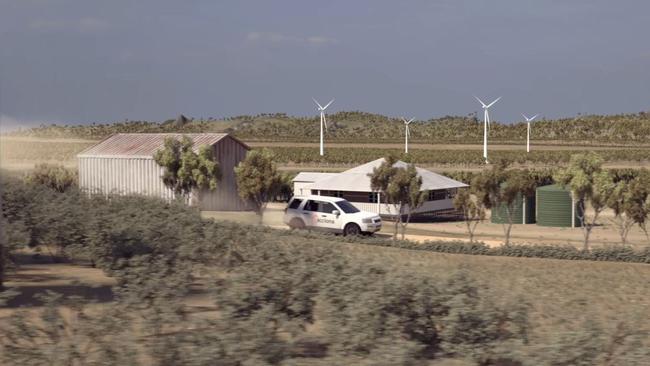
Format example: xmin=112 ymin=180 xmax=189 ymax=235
xmin=343 ymin=223 xmax=361 ymax=236
xmin=289 ymin=218 xmax=305 ymax=230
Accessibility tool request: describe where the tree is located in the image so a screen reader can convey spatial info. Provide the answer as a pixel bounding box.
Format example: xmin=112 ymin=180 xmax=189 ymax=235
xmin=234 ymin=149 xmax=284 ymax=223
xmin=498 ymin=170 xmax=536 ymax=245
xmin=555 ymin=152 xmax=613 ymax=250
xmin=626 ymin=171 xmax=650 ymax=243
xmin=369 ymin=156 xmax=425 ymax=240
xmin=606 ymin=180 xmax=635 ymax=244
xmin=24 ymin=163 xmax=77 ymax=192
xmin=453 ymin=188 xmax=486 ymax=243
xmin=153 ymin=136 xmax=221 ymax=201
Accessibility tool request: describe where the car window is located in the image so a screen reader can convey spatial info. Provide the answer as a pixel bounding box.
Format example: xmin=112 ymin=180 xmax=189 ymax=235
xmin=319 ymin=202 xmax=336 ymax=213
xmin=335 ymin=200 xmax=360 ymax=213
xmin=288 ymin=198 xmax=303 ymax=209
xmin=304 ymin=200 xmax=319 ymax=211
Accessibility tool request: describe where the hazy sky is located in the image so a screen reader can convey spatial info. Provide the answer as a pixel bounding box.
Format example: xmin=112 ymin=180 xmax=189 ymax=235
xmin=1 ymin=0 xmax=649 ymax=129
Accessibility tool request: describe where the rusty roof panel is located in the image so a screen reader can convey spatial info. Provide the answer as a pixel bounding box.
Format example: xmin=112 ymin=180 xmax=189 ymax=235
xmin=77 ymin=133 xmax=229 ymax=158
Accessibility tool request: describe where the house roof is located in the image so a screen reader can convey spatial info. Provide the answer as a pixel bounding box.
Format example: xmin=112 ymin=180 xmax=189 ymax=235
xmin=77 ymin=133 xmax=243 ymax=158
xmin=307 ymin=158 xmax=468 ymax=192
xmin=292 ymin=172 xmax=338 ymax=183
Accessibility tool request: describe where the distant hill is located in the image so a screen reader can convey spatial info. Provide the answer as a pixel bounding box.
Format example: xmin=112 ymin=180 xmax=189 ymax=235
xmin=5 ymin=111 xmax=650 ymax=145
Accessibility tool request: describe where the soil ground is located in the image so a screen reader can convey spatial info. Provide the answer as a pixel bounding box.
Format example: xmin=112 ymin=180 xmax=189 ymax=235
xmin=202 ymin=203 xmax=650 ymax=248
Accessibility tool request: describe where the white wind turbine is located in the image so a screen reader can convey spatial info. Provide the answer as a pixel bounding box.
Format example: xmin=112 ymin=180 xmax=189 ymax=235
xmin=401 ymin=117 xmax=414 ymax=154
xmin=474 ymin=96 xmax=501 ymax=164
xmin=312 ymin=98 xmax=334 ymax=156
xmin=522 ymin=113 xmax=538 ymax=153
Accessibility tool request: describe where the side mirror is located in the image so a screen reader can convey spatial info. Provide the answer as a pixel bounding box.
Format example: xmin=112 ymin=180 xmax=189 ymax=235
xmin=332 ymin=210 xmax=340 ymax=216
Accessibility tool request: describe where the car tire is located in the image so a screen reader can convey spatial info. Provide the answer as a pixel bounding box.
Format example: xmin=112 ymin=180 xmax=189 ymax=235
xmin=343 ymin=223 xmax=361 ymax=236
xmin=289 ymin=218 xmax=305 ymax=230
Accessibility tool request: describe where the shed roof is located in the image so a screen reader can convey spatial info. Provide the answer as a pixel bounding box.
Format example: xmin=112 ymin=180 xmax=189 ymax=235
xmin=307 ymin=158 xmax=468 ymax=192
xmin=77 ymin=133 xmax=244 ymax=158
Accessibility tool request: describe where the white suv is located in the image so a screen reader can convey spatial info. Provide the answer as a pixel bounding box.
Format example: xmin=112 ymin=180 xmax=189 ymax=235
xmin=283 ymin=195 xmax=382 ymax=236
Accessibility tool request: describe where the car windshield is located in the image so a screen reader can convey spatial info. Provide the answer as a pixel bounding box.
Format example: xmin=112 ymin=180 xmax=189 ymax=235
xmin=335 ymin=200 xmax=360 ymax=214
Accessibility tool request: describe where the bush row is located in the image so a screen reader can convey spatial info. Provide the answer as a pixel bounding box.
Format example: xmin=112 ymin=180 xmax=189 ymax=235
xmin=261 ymin=146 xmax=650 ymax=166
xmin=286 ymin=230 xmax=650 ymax=264
xmin=10 ymin=110 xmax=650 ymax=144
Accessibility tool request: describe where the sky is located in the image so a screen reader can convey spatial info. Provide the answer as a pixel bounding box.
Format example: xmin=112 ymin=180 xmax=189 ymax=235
xmin=1 ymin=0 xmax=649 ymax=130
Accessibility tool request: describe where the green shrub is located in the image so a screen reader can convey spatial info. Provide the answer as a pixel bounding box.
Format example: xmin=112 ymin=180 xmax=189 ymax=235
xmin=24 ymin=163 xmax=77 ymax=192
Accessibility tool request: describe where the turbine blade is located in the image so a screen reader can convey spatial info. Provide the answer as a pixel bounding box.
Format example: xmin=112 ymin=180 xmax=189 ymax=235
xmin=401 ymin=117 xmax=408 ymax=124
xmin=522 ymin=113 xmax=529 ymax=121
xmin=531 ymin=114 xmax=538 ymax=121
xmin=312 ymin=98 xmax=323 ymax=110
xmin=407 ymin=117 xmax=415 ymax=124
xmin=486 ymin=96 xmax=501 ymax=109
xmin=323 ymin=99 xmax=334 ymax=110
xmin=474 ymin=96 xmax=487 ymax=108
xmin=323 ymin=114 xmax=328 ymax=131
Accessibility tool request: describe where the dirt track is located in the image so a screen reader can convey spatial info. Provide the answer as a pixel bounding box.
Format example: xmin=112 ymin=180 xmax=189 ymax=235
xmin=202 ymin=203 xmax=650 ymax=249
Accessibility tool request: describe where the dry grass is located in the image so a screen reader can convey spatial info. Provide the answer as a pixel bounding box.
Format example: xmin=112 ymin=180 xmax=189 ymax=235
xmin=313 ymin=238 xmax=650 ymax=340
xmin=3 ymin=234 xmax=648 ymax=349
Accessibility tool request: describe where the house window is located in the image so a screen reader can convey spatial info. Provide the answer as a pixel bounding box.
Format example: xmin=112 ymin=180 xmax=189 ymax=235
xmin=428 ymin=190 xmax=448 ymax=201
xmin=368 ymin=192 xmax=379 ymax=203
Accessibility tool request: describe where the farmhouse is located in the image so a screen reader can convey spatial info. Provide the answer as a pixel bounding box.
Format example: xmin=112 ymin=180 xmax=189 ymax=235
xmin=292 ymin=158 xmax=468 ymax=217
xmin=77 ymin=133 xmax=250 ymax=211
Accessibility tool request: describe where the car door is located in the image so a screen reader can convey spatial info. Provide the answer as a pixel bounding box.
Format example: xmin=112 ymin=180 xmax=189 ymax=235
xmin=302 ymin=200 xmax=342 ymax=232
xmin=302 ymin=200 xmax=322 ymax=230
xmin=315 ymin=201 xmax=344 ymax=232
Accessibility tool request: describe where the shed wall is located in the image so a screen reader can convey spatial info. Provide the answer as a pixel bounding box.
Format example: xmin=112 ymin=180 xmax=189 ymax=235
xmin=78 ymin=156 xmax=174 ymax=200
xmin=536 ymin=186 xmax=582 ymax=227
xmin=197 ymin=136 xmax=251 ymax=211
xmin=491 ymin=194 xmax=536 ymax=224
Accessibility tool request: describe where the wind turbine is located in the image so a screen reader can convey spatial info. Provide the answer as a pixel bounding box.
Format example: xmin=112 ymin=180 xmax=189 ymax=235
xmin=401 ymin=117 xmax=414 ymax=154
xmin=312 ymin=98 xmax=334 ymax=156
xmin=522 ymin=113 xmax=538 ymax=153
xmin=474 ymin=96 xmax=501 ymax=164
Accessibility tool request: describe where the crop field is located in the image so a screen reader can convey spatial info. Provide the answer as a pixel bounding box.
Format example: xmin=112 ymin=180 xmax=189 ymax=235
xmin=0 ymin=137 xmax=94 ymax=171
xmin=2 ymin=136 xmax=650 ymax=173
xmin=262 ymin=146 xmax=650 ymax=167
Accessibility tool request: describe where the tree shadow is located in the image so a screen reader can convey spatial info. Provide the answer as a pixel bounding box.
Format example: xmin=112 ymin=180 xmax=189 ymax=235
xmin=4 ymin=284 xmax=114 ymax=308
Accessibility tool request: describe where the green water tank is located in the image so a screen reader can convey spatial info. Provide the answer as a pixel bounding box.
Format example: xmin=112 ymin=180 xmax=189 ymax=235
xmin=536 ymin=184 xmax=582 ymax=228
xmin=490 ymin=193 xmax=536 ymax=224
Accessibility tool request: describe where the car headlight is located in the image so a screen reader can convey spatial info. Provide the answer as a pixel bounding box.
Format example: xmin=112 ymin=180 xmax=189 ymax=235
xmin=362 ymin=218 xmax=373 ymax=224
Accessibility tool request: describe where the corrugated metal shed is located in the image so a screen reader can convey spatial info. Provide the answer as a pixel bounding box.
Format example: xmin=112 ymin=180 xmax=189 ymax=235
xmin=77 ymin=133 xmax=251 ymax=211
xmin=308 ymin=158 xmax=468 ymax=192
xmin=536 ymin=184 xmax=582 ymax=227
xmin=491 ymin=193 xmax=536 ymax=224
xmin=77 ymin=133 xmax=242 ymax=158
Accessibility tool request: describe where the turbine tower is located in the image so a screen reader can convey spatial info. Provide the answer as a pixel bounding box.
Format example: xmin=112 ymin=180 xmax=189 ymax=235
xmin=312 ymin=98 xmax=334 ymax=156
xmin=402 ymin=117 xmax=414 ymax=154
xmin=474 ymin=96 xmax=501 ymax=164
xmin=522 ymin=113 xmax=538 ymax=153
